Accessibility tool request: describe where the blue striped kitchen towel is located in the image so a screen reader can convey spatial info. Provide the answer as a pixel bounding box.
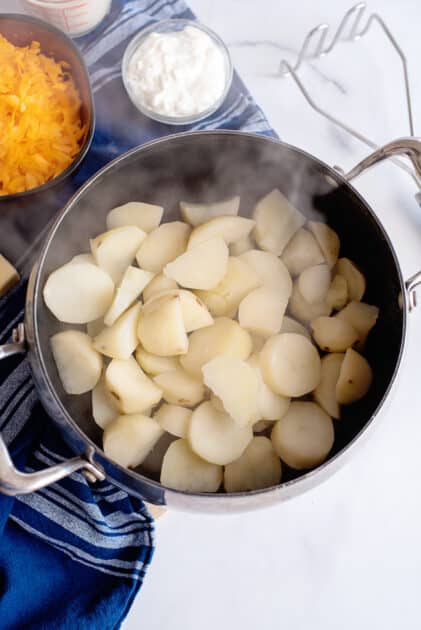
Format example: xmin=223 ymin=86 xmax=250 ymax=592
xmin=0 ymin=1 xmax=275 ymax=628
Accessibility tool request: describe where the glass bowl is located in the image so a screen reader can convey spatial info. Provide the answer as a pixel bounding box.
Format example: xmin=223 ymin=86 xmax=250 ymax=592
xmin=122 ymin=19 xmax=233 ymax=126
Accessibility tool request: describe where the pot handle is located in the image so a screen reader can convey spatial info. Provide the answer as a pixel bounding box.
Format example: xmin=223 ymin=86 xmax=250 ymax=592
xmin=343 ymin=137 xmax=421 ymax=184
xmin=0 ymin=324 xmax=105 ymax=496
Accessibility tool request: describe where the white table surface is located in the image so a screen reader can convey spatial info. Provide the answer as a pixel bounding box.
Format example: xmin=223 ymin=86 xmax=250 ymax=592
xmin=3 ymin=1 xmax=421 ymax=629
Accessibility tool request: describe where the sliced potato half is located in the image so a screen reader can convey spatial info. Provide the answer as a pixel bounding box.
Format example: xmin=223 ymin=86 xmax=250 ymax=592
xmin=239 ymin=286 xmax=287 ymax=337
xmin=135 ymin=347 xmax=179 ymax=376
xmin=154 ymin=368 xmax=205 ymax=407
xmin=289 ymin=281 xmax=332 ymax=324
xmin=103 ymin=414 xmax=164 ymax=468
xmin=161 ymin=439 xmax=222 ymax=492
xmin=311 ymin=316 xmax=358 ymax=353
xmin=146 ymin=289 xmax=213 ymax=332
xmin=189 ymin=401 xmax=253 ymax=465
xmin=307 ymin=221 xmax=340 ymax=269
xmin=271 ymin=401 xmax=334 ymax=469
xmin=154 ymin=404 xmax=192 ymax=438
xmin=313 ymin=353 xmax=344 ymax=419
xmin=180 ymin=196 xmax=240 ymax=226
xmin=326 ymin=274 xmax=348 ymax=311
xmin=336 ymin=348 xmax=373 ymax=404
xmin=92 ymin=377 xmax=118 ymax=429
xmin=106 ymin=201 xmax=163 ymax=233
xmin=142 ymin=273 xmax=178 ymax=302
xmin=253 ymin=188 xmax=306 ymax=255
xmin=104 ymin=266 xmax=154 ymax=326
xmin=90 ymin=226 xmax=146 ymax=284
xmin=224 ymin=436 xmax=281 ymax=492
xmin=239 ymin=249 xmax=292 ymax=296
xmin=137 ymin=293 xmax=188 ymax=357
xmin=93 ymin=302 xmax=141 ymax=359
xmin=298 ymin=264 xmax=331 ymax=305
xmin=51 ymin=330 xmax=102 ymax=394
xmin=105 ymin=356 xmax=162 ymax=414
xmin=336 ymin=258 xmax=366 ymax=302
xmin=136 ymin=221 xmax=191 ymax=273
xmin=188 ymin=215 xmax=255 ymax=249
xmin=164 ymin=237 xmax=229 ymax=290
xmin=281 ymin=228 xmax=325 ymax=276
xmin=248 ymin=353 xmax=290 ymax=421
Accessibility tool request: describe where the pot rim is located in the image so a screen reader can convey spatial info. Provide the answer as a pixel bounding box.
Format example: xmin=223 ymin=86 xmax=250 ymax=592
xmin=28 ymin=130 xmax=407 ymax=502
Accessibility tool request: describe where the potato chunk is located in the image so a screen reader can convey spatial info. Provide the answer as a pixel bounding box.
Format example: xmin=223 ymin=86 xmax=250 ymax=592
xmin=142 ymin=273 xmax=178 ymax=302
xmin=271 ymin=402 xmax=334 ymax=469
xmin=336 ymin=301 xmax=379 ymax=348
xmin=135 ymin=347 xmax=179 ymax=376
xmin=136 ymin=221 xmax=191 ymax=272
xmin=161 ymin=439 xmax=222 ymax=492
xmin=154 ymin=404 xmax=192 ymax=438
xmin=180 ymin=317 xmax=252 ymax=378
xmin=106 ymin=201 xmax=163 ymax=233
xmin=307 ymin=222 xmax=340 ymax=269
xmin=189 ymin=401 xmax=253 ymax=465
xmin=188 ymin=215 xmax=255 ymax=249
xmin=281 ymin=228 xmax=324 ymax=276
xmin=180 ymin=196 xmax=240 ymax=226
xmin=103 ymin=414 xmax=163 ymax=468
xmin=289 ymin=282 xmax=332 ymax=324
xmin=90 ymin=226 xmax=146 ymax=284
xmin=298 ymin=264 xmax=330 ymax=305
xmin=92 ymin=377 xmax=118 ymax=429
xmin=336 ymin=258 xmax=366 ymax=301
xmin=260 ymin=333 xmax=321 ymax=397
xmin=93 ymin=302 xmax=141 ymax=359
xmin=313 ymin=353 xmax=344 ymax=419
xmin=51 ymin=330 xmax=102 ymax=394
xmin=224 ymin=436 xmax=281 ymax=492
xmin=326 ymin=274 xmax=348 ymax=311
xmin=336 ymin=348 xmax=373 ymax=404
xmin=43 ymin=261 xmax=114 ymax=324
xmin=247 ymin=353 xmax=290 ymax=421
xmin=154 ymin=369 xmax=205 ymax=407
xmin=195 ymin=257 xmax=260 ymax=317
xmin=104 ymin=266 xmax=154 ymax=326
xmin=239 ymin=249 xmax=292 ymax=296
xmin=146 ymin=289 xmax=213 ymax=332
xmin=253 ymin=189 xmax=306 ymax=255
xmin=311 ymin=316 xmax=358 ymax=353
xmin=137 ymin=293 xmax=188 ymax=356
xmin=164 ymin=236 xmax=228 ymax=290
xmin=105 ymin=356 xmax=162 ymax=414
xmin=280 ymin=316 xmax=310 ymax=339
xmin=202 ymin=356 xmax=259 ymax=427
xmin=239 ymin=287 xmax=287 ymax=337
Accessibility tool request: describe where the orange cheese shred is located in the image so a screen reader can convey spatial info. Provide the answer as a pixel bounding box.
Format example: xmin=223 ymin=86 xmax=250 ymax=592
xmin=0 ymin=34 xmax=88 ymax=196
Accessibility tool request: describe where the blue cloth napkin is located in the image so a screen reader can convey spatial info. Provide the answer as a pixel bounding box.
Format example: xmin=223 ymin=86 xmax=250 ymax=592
xmin=0 ymin=1 xmax=275 ymax=628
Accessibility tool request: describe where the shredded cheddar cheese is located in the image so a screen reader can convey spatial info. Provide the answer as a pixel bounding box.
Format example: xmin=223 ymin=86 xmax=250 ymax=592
xmin=0 ymin=34 xmax=88 ymax=196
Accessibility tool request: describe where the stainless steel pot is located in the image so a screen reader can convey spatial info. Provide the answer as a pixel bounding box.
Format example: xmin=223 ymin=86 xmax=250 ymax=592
xmin=1 ymin=131 xmax=421 ymax=512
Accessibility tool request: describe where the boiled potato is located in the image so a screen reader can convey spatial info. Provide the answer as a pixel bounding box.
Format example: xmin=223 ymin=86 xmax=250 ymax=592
xmin=239 ymin=287 xmax=287 ymax=337
xmin=105 ymin=356 xmax=162 ymax=414
xmin=142 ymin=273 xmax=178 ymax=302
xmin=68 ymin=253 xmax=96 ymax=266
xmin=311 ymin=316 xmax=358 ymax=353
xmin=260 ymin=333 xmax=321 ymax=397
xmin=135 ymin=347 xmax=179 ymax=376
xmin=103 ymin=414 xmax=163 ymax=468
xmin=188 ymin=215 xmax=255 ymax=249
xmin=51 ymin=330 xmax=102 ymax=394
xmin=195 ymin=257 xmax=260 ymax=317
xmin=142 ymin=432 xmax=176 ymax=474
xmin=154 ymin=368 xmax=205 ymax=407
xmin=202 ymin=356 xmax=259 ymax=427
xmin=93 ymin=302 xmax=141 ymax=359
xmin=336 ymin=301 xmax=379 ymax=348
xmin=230 ymin=234 xmax=254 ymax=256
xmin=313 ymin=353 xmax=344 ymax=419
xmin=336 ymin=348 xmax=373 ymax=404
xmin=308 ymin=221 xmax=340 ymax=269
xmin=90 ymin=226 xmax=146 ymax=284
xmin=164 ymin=237 xmax=229 ymax=290
xmin=326 ymin=274 xmax=348 ymax=311
xmin=271 ymin=402 xmax=334 ymax=469
xmin=136 ymin=221 xmax=191 ymax=273
xmin=224 ymin=436 xmax=281 ymax=492
xmin=146 ymin=289 xmax=213 ymax=332
xmin=92 ymin=377 xmax=118 ymax=429
xmin=106 ymin=201 xmax=163 ymax=233
xmin=104 ymin=267 xmax=154 ymax=326
xmin=180 ymin=196 xmax=240 ymax=226
xmin=280 ymin=316 xmax=310 ymax=339
xmin=289 ymin=282 xmax=332 ymax=324
xmin=239 ymin=249 xmax=292 ymax=296
xmin=154 ymin=404 xmax=192 ymax=438
xmin=298 ymin=264 xmax=331 ymax=305
xmin=253 ymin=188 xmax=306 ymax=255
xmin=180 ymin=317 xmax=252 ymax=378
xmin=189 ymin=401 xmax=253 ymax=465
xmin=87 ymin=318 xmax=105 ymax=338
xmin=336 ymin=258 xmax=366 ymax=301
xmin=161 ymin=439 xmax=222 ymax=492
xmin=281 ymin=228 xmax=325 ymax=276
xmin=247 ymin=353 xmax=290 ymax=421
xmin=137 ymin=293 xmax=188 ymax=356
xmin=44 ymin=261 xmax=114 ymax=324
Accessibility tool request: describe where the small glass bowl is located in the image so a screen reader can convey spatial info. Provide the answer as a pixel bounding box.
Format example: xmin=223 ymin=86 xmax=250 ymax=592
xmin=122 ymin=19 xmax=233 ymax=126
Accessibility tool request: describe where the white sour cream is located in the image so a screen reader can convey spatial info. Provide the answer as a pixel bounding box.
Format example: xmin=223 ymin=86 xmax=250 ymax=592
xmin=126 ymin=25 xmax=227 ymax=118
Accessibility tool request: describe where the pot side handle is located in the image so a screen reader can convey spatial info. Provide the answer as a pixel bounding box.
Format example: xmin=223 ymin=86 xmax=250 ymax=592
xmin=0 ymin=324 xmax=105 ymax=496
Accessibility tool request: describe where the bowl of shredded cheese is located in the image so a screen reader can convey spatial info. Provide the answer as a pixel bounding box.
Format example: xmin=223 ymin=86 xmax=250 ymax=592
xmin=0 ymin=14 xmax=95 ymax=199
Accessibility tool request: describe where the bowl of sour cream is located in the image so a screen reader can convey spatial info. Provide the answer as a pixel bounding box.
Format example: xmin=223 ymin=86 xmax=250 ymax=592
xmin=122 ymin=19 xmax=233 ymax=125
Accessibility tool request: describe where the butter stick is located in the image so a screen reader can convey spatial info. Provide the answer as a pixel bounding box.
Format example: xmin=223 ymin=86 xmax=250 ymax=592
xmin=0 ymin=254 xmax=20 ymax=297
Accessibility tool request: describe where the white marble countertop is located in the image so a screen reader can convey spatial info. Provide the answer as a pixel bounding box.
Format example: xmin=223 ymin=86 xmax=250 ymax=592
xmin=2 ymin=1 xmax=421 ymax=628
